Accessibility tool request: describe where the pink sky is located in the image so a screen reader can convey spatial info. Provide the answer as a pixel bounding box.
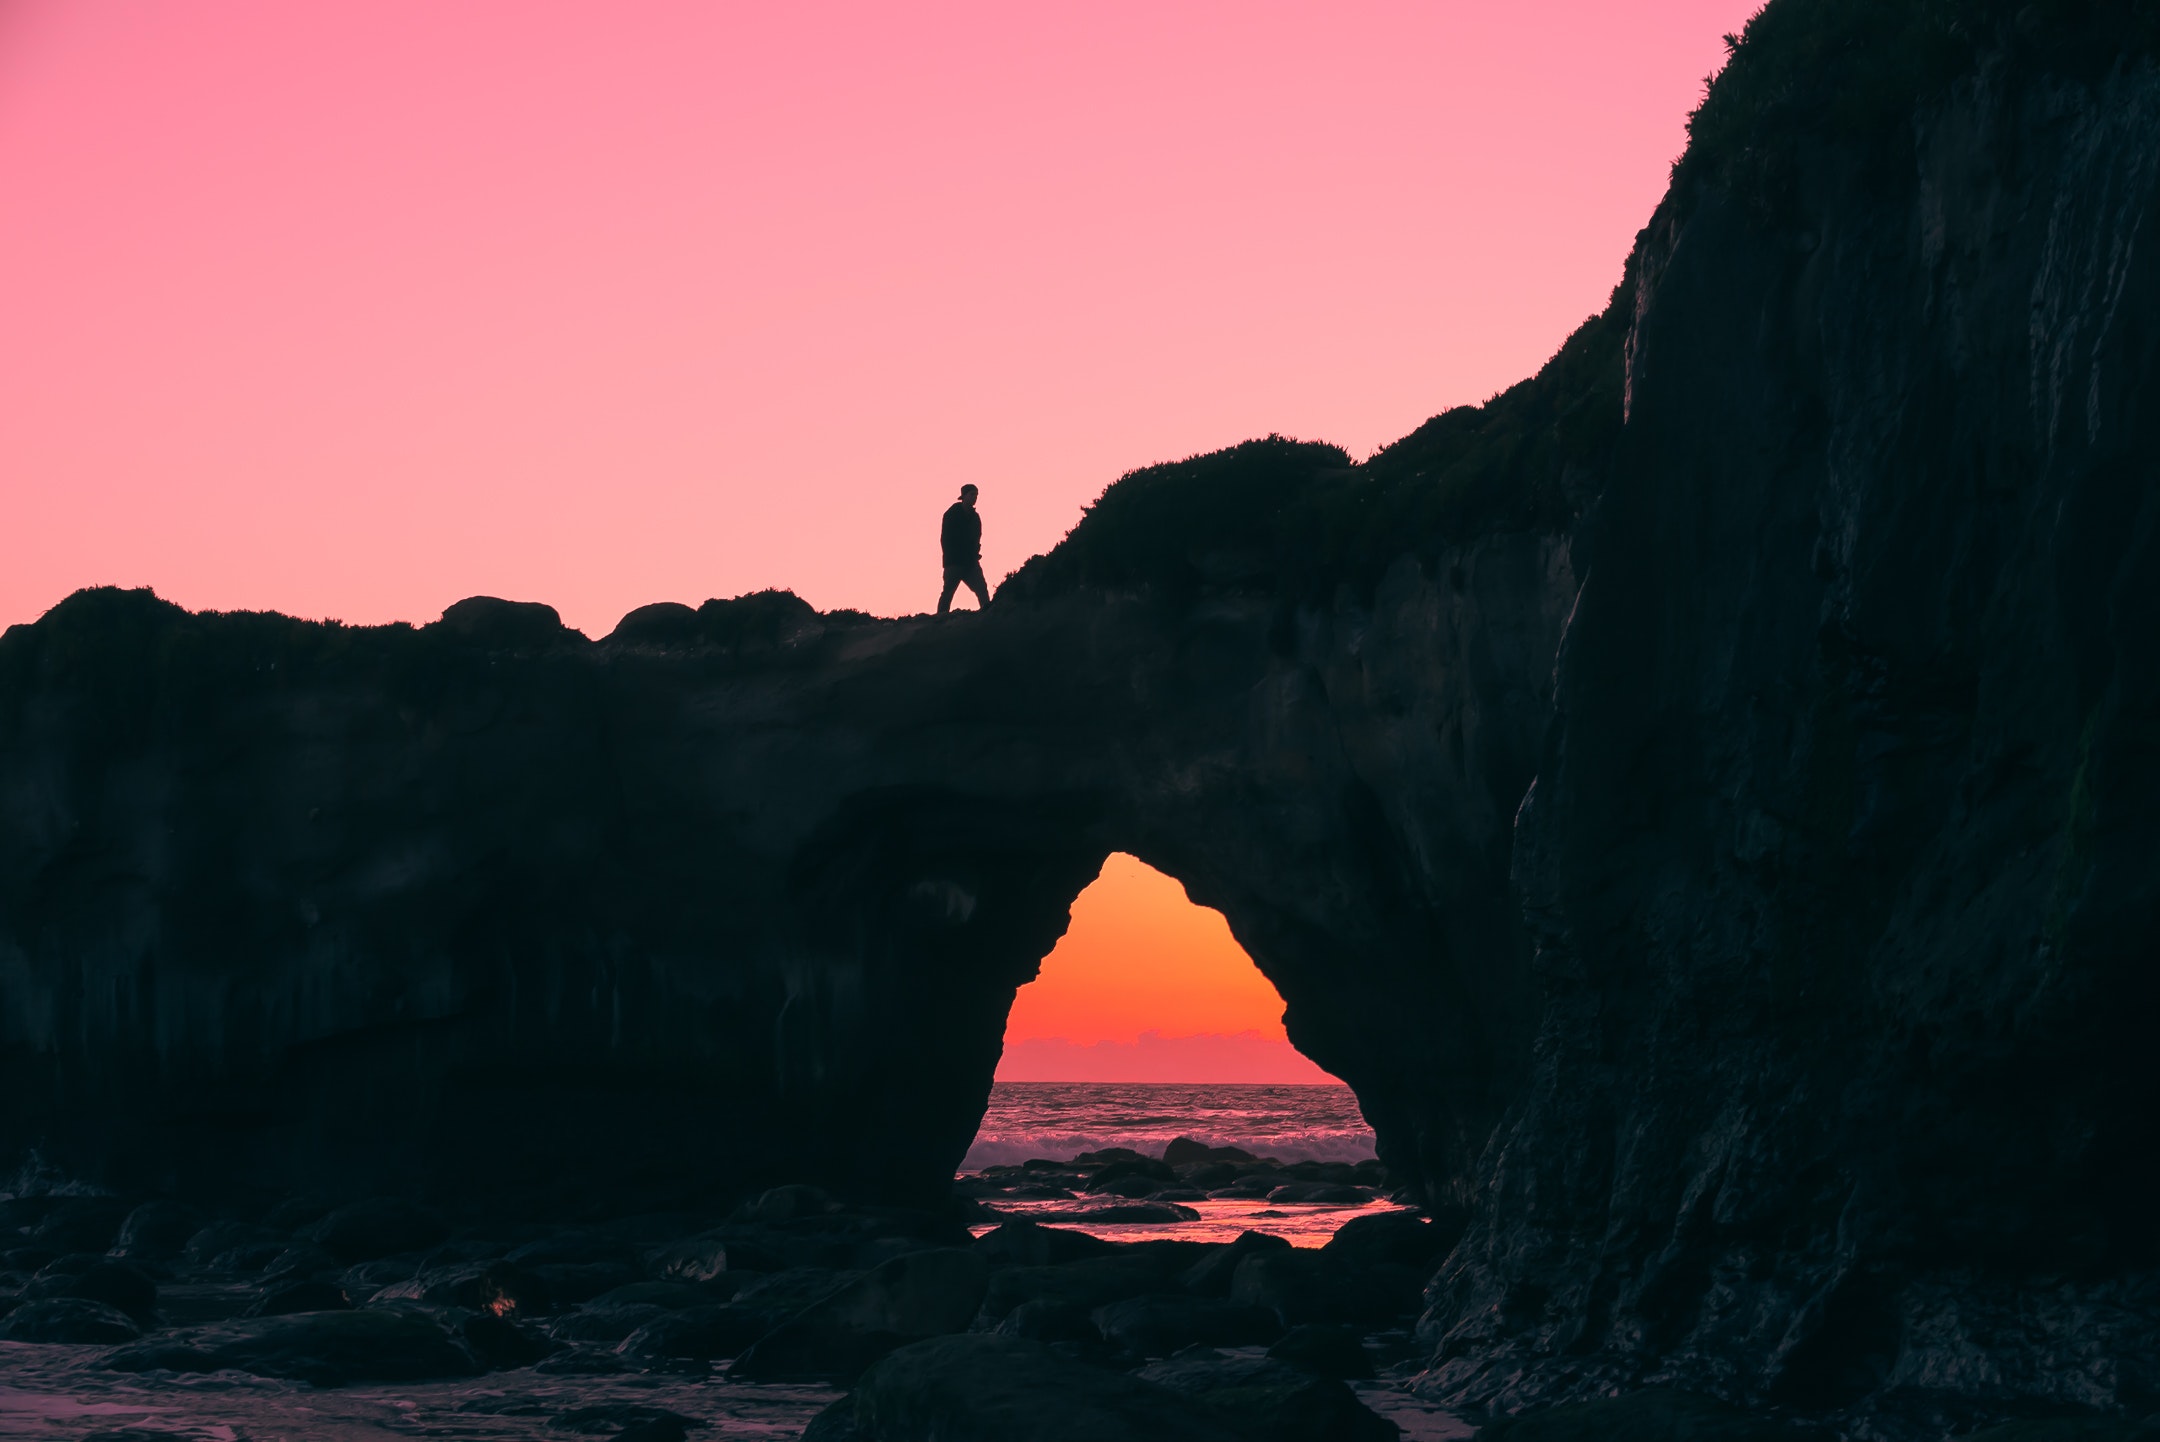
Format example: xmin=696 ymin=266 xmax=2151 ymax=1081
xmin=1 ymin=1 xmax=1758 ymax=636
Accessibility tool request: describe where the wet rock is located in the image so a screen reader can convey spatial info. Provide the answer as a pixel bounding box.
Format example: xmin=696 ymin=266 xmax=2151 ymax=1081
xmin=650 ymin=1233 xmax=731 ymax=1282
xmin=184 ymin=1221 xmax=279 ymax=1267
xmin=549 ymin=1403 xmax=702 ymax=1440
xmin=261 ymin=1244 xmax=344 ymax=1281
xmin=263 ymin=1196 xmax=336 ymax=1230
xmin=108 ymin=1307 xmax=482 ymax=1386
xmin=836 ymin=1333 xmax=1242 ymax=1442
xmin=0 ymin=1196 xmax=58 ymax=1234
xmin=368 ymin=1260 xmax=552 ymax=1319
xmin=342 ymin=1257 xmax=419 ymax=1291
xmin=1231 ymin=1253 xmax=1419 ymax=1328
xmin=211 ymin=1242 xmax=288 ymax=1275
xmin=1 ymin=1297 xmax=143 ymax=1344
xmin=110 ymin=1201 xmax=203 ymax=1260
xmin=457 ymin=1309 xmax=555 ymax=1370
xmin=32 ymin=1197 xmax=130 ymax=1254
xmin=971 ymin=1219 xmax=1118 ymax=1268
xmin=26 ymin=1259 xmax=158 ymax=1322
xmin=1162 ymin=1138 xmax=1257 ymax=1168
xmin=733 ymin=1247 xmax=990 ymax=1382
xmin=1474 ymin=1390 xmax=1834 ymax=1442
xmin=589 ymin=1280 xmax=721 ymax=1310
xmin=1020 ymin=1202 xmax=1201 ymax=1225
xmin=4 ymin=1246 xmax=55 ymax=1273
xmin=1266 ymin=1322 xmax=1375 ymax=1379
xmin=246 ymin=1277 xmax=354 ymax=1317
xmin=552 ymin=1303 xmax=668 ymax=1343
xmin=1321 ymin=1210 xmax=1456 ymax=1270
xmin=1136 ymin=1353 xmax=1398 ymax=1442
xmin=1181 ymin=1230 xmax=1292 ymax=1297
xmin=1265 ymin=1182 xmax=1369 ymax=1205
xmin=1084 ymin=1174 xmax=1163 ymax=1199
xmin=616 ymin=1303 xmax=776 ymax=1362
xmin=981 ymin=1256 xmax=1166 ymax=1320
xmin=1082 ymin=1159 xmax=1178 ymax=1193
xmin=1090 ymin=1295 xmax=1283 ymax=1357
xmin=305 ymin=1198 xmax=449 ymax=1262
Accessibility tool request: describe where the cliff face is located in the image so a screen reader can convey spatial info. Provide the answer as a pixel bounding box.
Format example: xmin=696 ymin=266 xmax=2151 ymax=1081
xmin=7 ymin=13 xmax=2160 ymax=1426
xmin=0 ymin=538 xmax=1573 ymax=1219
xmin=1422 ymin=57 xmax=2160 ymax=1418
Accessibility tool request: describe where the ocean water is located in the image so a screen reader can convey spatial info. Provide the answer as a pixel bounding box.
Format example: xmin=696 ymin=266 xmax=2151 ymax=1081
xmin=961 ymin=1080 xmax=1403 ymax=1247
xmin=961 ymin=1080 xmax=1380 ymax=1169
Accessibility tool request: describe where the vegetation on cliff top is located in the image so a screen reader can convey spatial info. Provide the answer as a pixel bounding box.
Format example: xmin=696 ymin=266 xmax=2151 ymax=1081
xmin=1006 ymin=0 xmax=2160 ymax=607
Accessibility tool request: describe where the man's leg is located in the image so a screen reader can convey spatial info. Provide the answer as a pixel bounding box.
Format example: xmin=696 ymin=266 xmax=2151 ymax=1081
xmin=962 ymin=565 xmax=991 ymax=609
xmin=937 ymin=570 xmax=961 ymax=615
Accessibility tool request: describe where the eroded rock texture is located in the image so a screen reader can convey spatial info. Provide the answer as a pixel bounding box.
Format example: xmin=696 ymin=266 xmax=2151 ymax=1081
xmin=0 ymin=547 xmax=1569 ymax=1217
xmin=5 ymin=13 xmax=2160 ymax=1429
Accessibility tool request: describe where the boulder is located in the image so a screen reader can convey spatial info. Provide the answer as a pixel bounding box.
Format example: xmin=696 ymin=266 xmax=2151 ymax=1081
xmin=972 ymin=1219 xmax=1118 ymax=1269
xmin=589 ymin=1280 xmax=720 ymax=1310
xmin=982 ymin=1256 xmax=1166 ymax=1320
xmin=651 ymin=1233 xmax=731 ymax=1282
xmin=1230 ymin=1253 xmax=1419 ymax=1328
xmin=834 ymin=1333 xmax=1243 ymax=1442
xmin=553 ymin=1303 xmax=670 ymax=1343
xmin=1180 ymin=1230 xmax=1291 ymax=1297
xmin=608 ymin=601 xmax=705 ymax=647
xmin=110 ymin=1201 xmax=203 ymax=1260
xmin=1266 ymin=1322 xmax=1374 ymax=1379
xmin=32 ymin=1197 xmax=130 ymax=1254
xmin=261 ymin=1244 xmax=344 ymax=1281
xmin=1264 ymin=1183 xmax=1368 ymax=1205
xmin=304 ymin=1199 xmax=449 ymax=1262
xmin=456 ymin=1309 xmax=555 ymax=1370
xmin=25 ymin=1259 xmax=158 ymax=1322
xmin=367 ymin=1260 xmax=551 ymax=1319
xmin=107 ymin=1307 xmax=482 ymax=1386
xmin=1475 ymin=1389 xmax=1835 ymax=1442
xmin=1135 ymin=1353 xmax=1398 ymax=1442
xmin=1162 ymin=1139 xmax=1257 ymax=1168
xmin=246 ymin=1277 xmax=353 ymax=1317
xmin=185 ymin=1221 xmax=280 ymax=1267
xmin=993 ymin=1299 xmax=1099 ymax=1343
xmin=1 ymin=1297 xmax=143 ymax=1344
xmin=617 ymin=1303 xmax=778 ymax=1362
xmin=1082 ymin=1160 xmax=1178 ymax=1193
xmin=733 ymin=1247 xmax=990 ymax=1381
xmin=1320 ymin=1211 xmax=1455 ymax=1270
xmin=1090 ymin=1295 xmax=1283 ymax=1357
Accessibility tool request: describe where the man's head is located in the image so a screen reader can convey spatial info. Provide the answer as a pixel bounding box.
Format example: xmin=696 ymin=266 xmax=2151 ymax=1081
xmin=959 ymin=484 xmax=979 ymax=505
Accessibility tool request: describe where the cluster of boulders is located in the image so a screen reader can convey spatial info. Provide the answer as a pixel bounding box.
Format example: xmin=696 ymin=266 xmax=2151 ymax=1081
xmin=0 ymin=1166 xmax=1451 ymax=1441
xmin=954 ymin=1140 xmax=1390 ymax=1223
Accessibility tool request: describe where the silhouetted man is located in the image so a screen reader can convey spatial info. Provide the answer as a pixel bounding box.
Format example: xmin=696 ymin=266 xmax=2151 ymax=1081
xmin=938 ymin=484 xmax=989 ymax=615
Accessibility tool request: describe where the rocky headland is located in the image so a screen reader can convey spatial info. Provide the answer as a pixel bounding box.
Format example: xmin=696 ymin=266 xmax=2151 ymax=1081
xmin=6 ymin=1 xmax=2160 ymax=1435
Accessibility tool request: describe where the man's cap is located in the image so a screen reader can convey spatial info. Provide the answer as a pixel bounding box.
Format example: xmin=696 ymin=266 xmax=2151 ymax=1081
xmin=959 ymin=484 xmax=979 ymax=498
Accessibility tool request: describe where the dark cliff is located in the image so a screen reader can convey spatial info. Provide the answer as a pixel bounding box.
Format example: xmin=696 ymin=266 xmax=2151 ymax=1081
xmin=6 ymin=0 xmax=2160 ymax=1424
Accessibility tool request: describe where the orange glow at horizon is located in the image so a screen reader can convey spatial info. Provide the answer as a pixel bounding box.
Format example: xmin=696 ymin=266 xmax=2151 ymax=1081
xmin=1005 ymin=852 xmax=1286 ymax=1046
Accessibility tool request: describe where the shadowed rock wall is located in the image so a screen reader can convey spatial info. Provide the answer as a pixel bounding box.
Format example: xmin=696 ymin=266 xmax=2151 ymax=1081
xmin=0 ymin=541 xmax=1572 ymax=1218
xmin=6 ymin=19 xmax=2160 ymax=1425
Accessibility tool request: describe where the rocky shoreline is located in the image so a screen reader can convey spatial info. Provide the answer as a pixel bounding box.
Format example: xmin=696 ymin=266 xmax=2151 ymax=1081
xmin=2 ymin=1149 xmax=1466 ymax=1442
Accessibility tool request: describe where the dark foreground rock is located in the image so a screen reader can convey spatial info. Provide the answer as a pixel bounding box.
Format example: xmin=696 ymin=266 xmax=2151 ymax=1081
xmin=1136 ymin=1353 xmax=1398 ymax=1442
xmin=1474 ymin=1390 xmax=1834 ymax=1442
xmin=809 ymin=1334 xmax=1243 ymax=1442
xmin=108 ymin=1307 xmax=481 ymax=1386
xmin=0 ymin=1297 xmax=143 ymax=1344
xmin=1090 ymin=1295 xmax=1282 ymax=1357
xmin=733 ymin=1247 xmax=988 ymax=1381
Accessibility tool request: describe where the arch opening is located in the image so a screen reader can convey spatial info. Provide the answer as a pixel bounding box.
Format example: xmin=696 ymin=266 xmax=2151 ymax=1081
xmin=959 ymin=852 xmax=1404 ymax=1245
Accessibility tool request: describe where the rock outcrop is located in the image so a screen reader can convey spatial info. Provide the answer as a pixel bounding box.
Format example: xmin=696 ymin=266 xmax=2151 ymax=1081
xmin=5 ymin=1 xmax=2160 ymax=1426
